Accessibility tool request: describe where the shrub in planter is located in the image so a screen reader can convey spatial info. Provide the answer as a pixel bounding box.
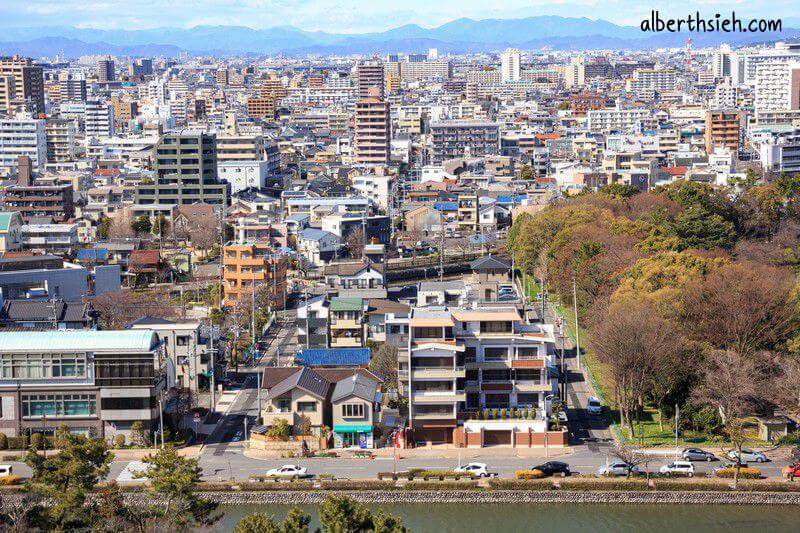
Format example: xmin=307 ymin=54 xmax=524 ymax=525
xmin=735 ymin=481 xmax=800 ymax=492
xmin=559 ymin=478 xmax=650 ymax=491
xmin=7 ymin=437 xmax=24 ymax=450
xmin=321 ymin=480 xmax=399 ymax=491
xmin=653 ymin=480 xmax=731 ymax=491
xmin=516 ymin=469 xmax=546 ymax=480
xmin=113 ymin=434 xmax=126 ymax=448
xmin=29 ymin=433 xmax=44 ymax=451
xmin=239 ymin=481 xmax=315 ymax=491
xmin=194 ymin=482 xmax=236 ymax=492
xmin=489 ymin=479 xmax=554 ymax=490
xmin=414 ymin=470 xmax=474 ymax=480
xmin=714 ymin=467 xmax=761 ymax=479
xmin=404 ymin=481 xmax=482 ymax=491
xmin=0 ymin=434 xmax=7 ymax=451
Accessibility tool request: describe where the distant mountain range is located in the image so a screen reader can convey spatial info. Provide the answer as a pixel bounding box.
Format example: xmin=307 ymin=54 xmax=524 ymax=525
xmin=1 ymin=16 xmax=799 ymax=57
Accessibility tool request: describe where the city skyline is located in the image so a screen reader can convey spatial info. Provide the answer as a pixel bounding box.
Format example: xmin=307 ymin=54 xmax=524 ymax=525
xmin=1 ymin=0 xmax=799 ymax=33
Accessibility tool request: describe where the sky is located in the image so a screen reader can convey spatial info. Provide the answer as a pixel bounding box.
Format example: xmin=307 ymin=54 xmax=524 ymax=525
xmin=0 ymin=0 xmax=798 ymax=34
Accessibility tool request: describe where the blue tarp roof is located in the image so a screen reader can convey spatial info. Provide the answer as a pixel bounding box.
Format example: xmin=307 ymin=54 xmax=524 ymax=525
xmin=496 ymin=194 xmax=527 ymax=205
xmin=77 ymin=248 xmax=108 ymax=261
xmin=295 ymin=348 xmax=371 ymax=367
xmin=433 ymin=201 xmax=458 ymax=211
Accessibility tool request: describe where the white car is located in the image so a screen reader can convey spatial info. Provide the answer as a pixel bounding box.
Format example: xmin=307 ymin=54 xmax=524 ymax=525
xmin=728 ymin=449 xmax=768 ymax=463
xmin=659 ymin=461 xmax=695 ymax=477
xmin=454 ymin=463 xmax=490 ymax=477
xmin=587 ymin=397 xmax=603 ymax=416
xmin=266 ymin=465 xmax=308 ymax=478
xmin=597 ymin=462 xmax=640 ymax=477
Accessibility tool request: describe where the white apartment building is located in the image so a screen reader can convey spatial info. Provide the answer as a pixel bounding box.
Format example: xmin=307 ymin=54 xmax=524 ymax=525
xmin=586 ymin=107 xmax=652 ymax=133
xmin=0 ymin=114 xmax=47 ymax=173
xmin=754 ymin=61 xmax=800 ymax=112
xmin=45 ymin=119 xmax=77 ymax=163
xmin=625 ymin=69 xmax=676 ymax=97
xmin=501 ymin=48 xmax=521 ymax=82
xmin=352 ymin=173 xmax=392 ymax=211
xmin=19 ymin=223 xmax=78 ymax=254
xmin=218 ymin=160 xmax=271 ymax=193
xmin=84 ymin=99 xmax=115 ymax=140
xmin=759 ymin=128 xmax=800 ymax=173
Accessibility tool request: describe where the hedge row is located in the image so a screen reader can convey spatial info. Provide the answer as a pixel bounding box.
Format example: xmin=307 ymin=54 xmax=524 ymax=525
xmin=715 ymin=467 xmax=761 ymax=479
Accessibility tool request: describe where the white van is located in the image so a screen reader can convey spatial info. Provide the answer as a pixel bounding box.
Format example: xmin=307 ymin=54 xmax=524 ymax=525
xmin=0 ymin=465 xmax=13 ymax=476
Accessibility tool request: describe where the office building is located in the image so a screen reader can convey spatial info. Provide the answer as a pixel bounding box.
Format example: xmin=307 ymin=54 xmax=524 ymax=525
xmin=354 ymin=88 xmax=390 ymax=165
xmin=97 ymin=57 xmax=115 ymax=83
xmin=0 ymin=56 xmax=45 ymax=116
xmin=0 ymin=330 xmax=167 ymax=440
xmin=134 ymin=131 xmax=230 ymax=206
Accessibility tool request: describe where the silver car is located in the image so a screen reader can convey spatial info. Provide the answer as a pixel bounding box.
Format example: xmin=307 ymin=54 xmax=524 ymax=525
xmin=682 ymin=448 xmax=716 ymax=462
xmin=597 ymin=462 xmax=640 ymax=477
xmin=728 ymin=449 xmax=768 ymax=463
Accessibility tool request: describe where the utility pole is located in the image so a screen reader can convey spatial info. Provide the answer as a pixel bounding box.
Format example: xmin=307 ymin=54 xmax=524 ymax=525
xmin=158 ymin=392 xmax=165 ymax=449
xmin=305 ymin=283 xmax=310 ymax=350
xmin=572 ymin=277 xmax=581 ymax=368
xmin=438 ymin=211 xmax=444 ymax=282
xmin=257 ymin=373 xmax=262 ymax=424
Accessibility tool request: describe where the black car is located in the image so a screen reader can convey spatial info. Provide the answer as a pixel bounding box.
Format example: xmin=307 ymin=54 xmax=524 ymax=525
xmin=532 ymin=461 xmax=571 ymax=477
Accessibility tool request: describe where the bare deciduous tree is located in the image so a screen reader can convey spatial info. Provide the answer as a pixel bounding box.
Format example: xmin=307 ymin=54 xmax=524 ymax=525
xmin=345 ymin=228 xmax=366 ymax=259
xmin=92 ymin=290 xmax=177 ymax=329
xmin=609 ymin=444 xmax=648 ymax=479
xmin=108 ymin=210 xmax=136 ymax=239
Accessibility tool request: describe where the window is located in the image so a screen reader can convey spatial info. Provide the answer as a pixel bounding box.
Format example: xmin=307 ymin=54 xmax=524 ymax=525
xmin=22 ymin=394 xmax=96 ymax=417
xmin=342 ymin=403 xmax=365 ymax=418
xmin=176 ymin=335 xmax=190 ymax=346
xmin=297 ymin=401 xmax=317 ymax=413
xmin=483 ymin=347 xmax=508 ymax=361
xmin=101 ymin=397 xmax=155 ymax=410
xmin=0 ymin=353 xmax=87 ymax=379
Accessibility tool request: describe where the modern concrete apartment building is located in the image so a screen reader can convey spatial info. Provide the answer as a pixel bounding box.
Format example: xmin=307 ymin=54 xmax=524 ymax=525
xmin=2 ymin=156 xmax=74 ymax=221
xmin=354 ymin=90 xmax=390 ymax=165
xmin=0 ymin=330 xmax=167 ymax=441
xmin=97 ymin=57 xmax=115 ymax=83
xmin=430 ymin=120 xmax=500 ymax=164
xmin=705 ymin=110 xmax=742 ymax=155
xmin=246 ymin=96 xmax=276 ymax=120
xmin=356 ymin=61 xmax=385 ymax=99
xmin=134 ymin=131 xmax=230 ymax=206
xmin=0 ymin=115 xmax=46 ymax=173
xmin=45 ymin=118 xmax=77 ymax=163
xmin=0 ymin=56 xmax=45 ymax=117
xmin=222 ymin=240 xmax=287 ymax=308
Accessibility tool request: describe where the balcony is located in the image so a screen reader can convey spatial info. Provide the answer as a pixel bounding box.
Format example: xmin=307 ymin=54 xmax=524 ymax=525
xmin=412 ymin=392 xmax=466 ymax=404
xmin=263 ymin=410 xmax=294 ymax=426
xmin=330 ymin=319 xmax=362 ymax=329
xmin=411 ymin=367 xmax=466 ymax=379
xmin=331 ymin=337 xmax=362 ymax=348
xmin=513 ymin=380 xmax=552 ymax=393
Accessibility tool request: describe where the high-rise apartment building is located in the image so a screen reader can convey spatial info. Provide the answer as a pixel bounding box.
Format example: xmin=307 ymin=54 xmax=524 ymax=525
xmin=0 ymin=115 xmax=47 ymax=173
xmin=755 ymin=61 xmax=800 ymax=112
xmin=0 ymin=56 xmax=45 ymax=116
xmin=713 ymin=44 xmax=733 ymax=79
xmin=705 ymin=110 xmax=742 ymax=155
xmin=84 ymin=99 xmax=115 ymax=139
xmin=97 ymin=57 xmax=115 ymax=83
xmin=501 ymin=48 xmax=521 ymax=82
xmin=134 ymin=131 xmax=230 ymax=206
xmin=354 ymin=88 xmax=390 ymax=165
xmin=0 ymin=75 xmax=14 ymax=114
xmin=58 ymin=75 xmax=87 ymax=102
xmin=45 ymin=118 xmax=77 ymax=163
xmin=129 ymin=58 xmax=154 ymax=78
xmin=356 ymin=61 xmax=385 ymax=99
xmin=246 ymin=96 xmax=276 ymax=120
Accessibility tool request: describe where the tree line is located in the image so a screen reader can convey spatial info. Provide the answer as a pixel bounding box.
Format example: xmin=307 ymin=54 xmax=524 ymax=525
xmin=507 ymin=176 xmax=800 ymax=449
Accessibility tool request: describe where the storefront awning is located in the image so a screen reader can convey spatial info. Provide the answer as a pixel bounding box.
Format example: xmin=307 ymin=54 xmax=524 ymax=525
xmin=333 ymin=424 xmax=373 ymax=433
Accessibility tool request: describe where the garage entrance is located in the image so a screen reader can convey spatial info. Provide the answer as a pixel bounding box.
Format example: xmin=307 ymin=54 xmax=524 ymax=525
xmin=483 ymin=429 xmax=512 ymax=446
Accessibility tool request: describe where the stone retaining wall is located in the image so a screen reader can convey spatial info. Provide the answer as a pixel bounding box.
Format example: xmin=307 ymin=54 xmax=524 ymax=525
xmin=124 ymin=490 xmax=800 ymax=506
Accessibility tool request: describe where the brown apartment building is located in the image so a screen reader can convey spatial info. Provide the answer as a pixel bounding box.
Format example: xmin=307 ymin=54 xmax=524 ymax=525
xmin=705 ymin=110 xmax=741 ymax=155
xmin=0 ymin=57 xmax=45 ymax=117
xmin=2 ymin=156 xmax=74 ymax=222
xmin=247 ymin=96 xmax=276 ymax=120
xmin=222 ymin=240 xmax=287 ymax=308
xmin=354 ymin=88 xmax=390 ymax=165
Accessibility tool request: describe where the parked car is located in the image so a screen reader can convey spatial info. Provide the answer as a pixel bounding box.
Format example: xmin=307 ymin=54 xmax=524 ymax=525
xmin=597 ymin=462 xmax=640 ymax=477
xmin=454 ymin=463 xmax=492 ymax=478
xmin=782 ymin=464 xmax=800 ymax=479
xmin=659 ymin=461 xmax=695 ymax=477
xmin=586 ymin=397 xmax=602 ymax=416
xmin=266 ymin=465 xmax=308 ymax=479
xmin=727 ymin=449 xmax=768 ymax=463
xmin=682 ymin=448 xmax=717 ymax=462
xmin=532 ymin=461 xmax=571 ymax=477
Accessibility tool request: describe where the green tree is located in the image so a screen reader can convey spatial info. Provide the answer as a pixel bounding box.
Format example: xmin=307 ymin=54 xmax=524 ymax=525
xmin=601 ymin=183 xmax=639 ymax=199
xmin=319 ymin=496 xmax=373 ymax=532
xmin=234 ymin=512 xmax=282 ymax=533
xmin=97 ymin=216 xmax=113 ymax=240
xmin=24 ymin=434 xmax=113 ymax=531
xmin=131 ymin=215 xmax=152 ymax=235
xmin=372 ymin=509 xmax=407 ymax=533
xmin=133 ymin=445 xmax=221 ymax=531
xmin=282 ymin=507 xmax=312 ymax=533
xmin=519 ymin=164 xmax=534 ymax=180
xmin=369 ymin=342 xmax=398 ymax=390
xmin=130 ymin=420 xmax=146 ymax=447
xmin=671 ymin=206 xmax=737 ymax=250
